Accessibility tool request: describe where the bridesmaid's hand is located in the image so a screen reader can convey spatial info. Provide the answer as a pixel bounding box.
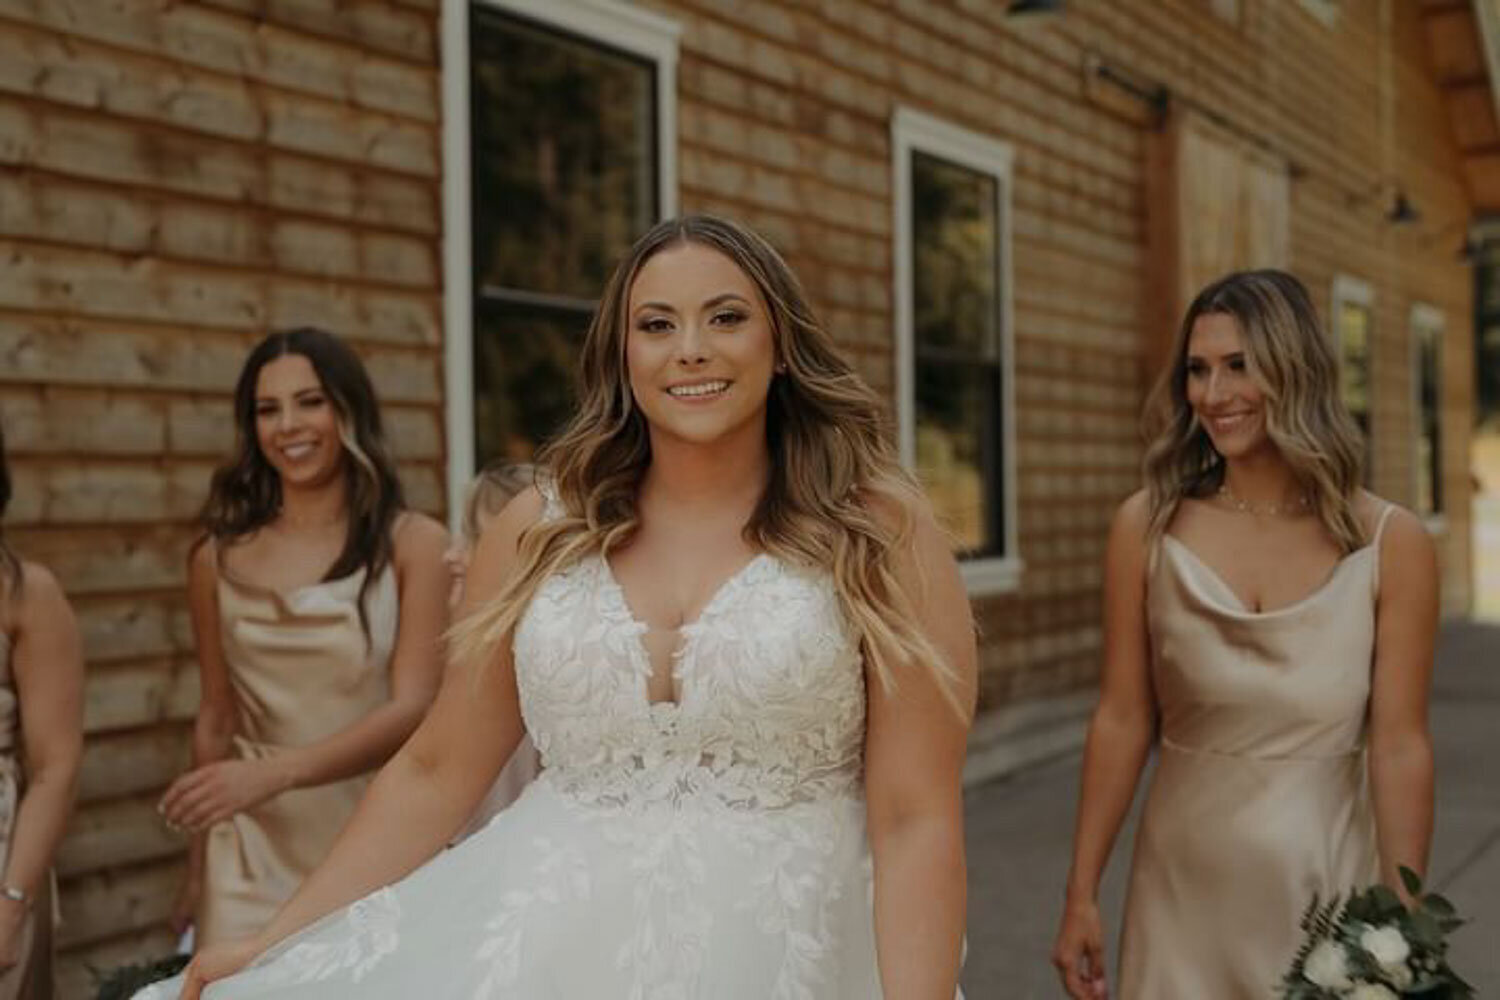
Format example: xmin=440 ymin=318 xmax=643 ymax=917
xmin=178 ymin=936 xmax=263 ymax=1000
xmin=1052 ymin=898 xmax=1109 ymax=999
xmin=160 ymin=758 xmax=292 ymax=832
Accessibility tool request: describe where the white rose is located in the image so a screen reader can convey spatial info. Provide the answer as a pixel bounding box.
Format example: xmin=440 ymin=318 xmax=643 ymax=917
xmin=1349 ymin=984 xmax=1398 ymax=1000
xmin=1303 ymin=939 xmax=1353 ymax=989
xmin=1360 ymin=924 xmax=1412 ymax=970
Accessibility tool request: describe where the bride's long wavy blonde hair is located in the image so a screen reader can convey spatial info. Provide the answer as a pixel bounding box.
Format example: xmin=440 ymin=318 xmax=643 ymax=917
xmin=1143 ymin=269 xmax=1368 ymax=552
xmin=452 ymin=215 xmax=961 ymax=709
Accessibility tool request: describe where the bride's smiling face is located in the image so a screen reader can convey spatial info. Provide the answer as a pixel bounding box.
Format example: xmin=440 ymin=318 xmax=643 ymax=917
xmin=624 ymin=241 xmax=778 ymax=447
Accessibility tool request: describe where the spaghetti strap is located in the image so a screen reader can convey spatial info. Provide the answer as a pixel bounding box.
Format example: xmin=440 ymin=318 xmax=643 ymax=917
xmin=1370 ymin=502 xmax=1398 ymax=598
xmin=1146 ymin=495 xmax=1179 ymax=583
xmin=1371 ymin=502 xmax=1398 ymax=545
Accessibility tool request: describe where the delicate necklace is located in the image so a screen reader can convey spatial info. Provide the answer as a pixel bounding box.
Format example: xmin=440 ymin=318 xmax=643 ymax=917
xmin=1216 ymin=484 xmax=1311 ymax=517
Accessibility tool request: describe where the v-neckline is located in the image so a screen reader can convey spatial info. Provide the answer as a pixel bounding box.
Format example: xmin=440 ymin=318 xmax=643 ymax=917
xmin=597 ymin=552 xmax=773 ymax=708
xmin=1162 ymin=534 xmax=1373 ymax=619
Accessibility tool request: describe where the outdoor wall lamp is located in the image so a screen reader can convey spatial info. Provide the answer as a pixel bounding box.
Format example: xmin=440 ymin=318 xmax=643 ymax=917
xmin=1007 ymin=0 xmax=1064 ymax=18
xmin=1345 ymin=180 xmax=1421 ymax=227
xmin=1082 ymin=51 xmax=1172 ymax=127
xmin=1386 ymin=190 xmax=1421 ymax=226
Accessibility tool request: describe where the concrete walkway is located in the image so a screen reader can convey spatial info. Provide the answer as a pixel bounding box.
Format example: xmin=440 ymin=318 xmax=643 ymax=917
xmin=961 ymin=620 xmax=1500 ymax=998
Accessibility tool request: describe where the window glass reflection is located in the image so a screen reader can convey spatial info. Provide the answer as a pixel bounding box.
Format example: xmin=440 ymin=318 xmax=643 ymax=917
xmin=469 ymin=9 xmax=658 ymax=466
xmin=911 ymin=150 xmax=1006 ymax=556
xmin=474 ymin=301 xmax=591 ymax=464
xmin=912 ymin=152 xmax=999 ymax=358
xmin=1337 ymin=299 xmax=1373 ymax=483
xmin=915 ymin=362 xmax=1001 ymax=554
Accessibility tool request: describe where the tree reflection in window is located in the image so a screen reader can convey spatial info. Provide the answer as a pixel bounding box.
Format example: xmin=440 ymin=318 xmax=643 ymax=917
xmin=1337 ymin=299 xmax=1374 ymax=485
xmin=1414 ymin=320 xmax=1443 ymax=516
xmin=470 ymin=8 xmax=658 ymax=463
xmin=911 ymin=152 xmax=1005 ymax=557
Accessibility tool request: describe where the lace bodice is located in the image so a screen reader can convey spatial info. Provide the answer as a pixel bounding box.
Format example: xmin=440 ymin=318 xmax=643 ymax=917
xmin=513 ymin=547 xmax=867 ymax=813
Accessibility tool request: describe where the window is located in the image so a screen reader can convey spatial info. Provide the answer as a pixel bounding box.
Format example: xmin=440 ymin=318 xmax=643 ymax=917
xmin=1410 ymin=304 xmax=1444 ymax=520
xmin=1476 ymin=238 xmax=1500 ymax=432
xmin=893 ymin=108 xmax=1020 ymax=594
xmin=443 ymin=0 xmax=678 ymax=501
xmin=1331 ymin=275 xmax=1374 ymax=485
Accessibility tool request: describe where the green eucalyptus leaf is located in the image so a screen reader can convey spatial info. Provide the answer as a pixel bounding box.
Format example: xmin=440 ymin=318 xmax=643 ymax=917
xmin=1400 ymin=865 xmax=1424 ymax=896
xmin=1409 ymin=909 xmax=1444 ymax=948
xmin=1368 ymin=884 xmax=1405 ymax=918
xmin=1422 ymin=893 xmax=1456 ymax=916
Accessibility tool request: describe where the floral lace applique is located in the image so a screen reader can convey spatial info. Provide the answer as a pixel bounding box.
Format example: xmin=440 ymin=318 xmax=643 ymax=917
xmin=261 ymin=887 xmax=402 ymax=986
xmin=472 ymin=839 xmax=591 ymax=998
xmin=515 ymin=554 xmax=865 ymax=817
xmin=508 ymin=509 xmax=869 ymax=996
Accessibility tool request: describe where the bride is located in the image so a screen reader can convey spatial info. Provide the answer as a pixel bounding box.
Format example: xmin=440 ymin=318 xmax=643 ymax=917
xmin=149 ymin=214 xmax=977 ymax=999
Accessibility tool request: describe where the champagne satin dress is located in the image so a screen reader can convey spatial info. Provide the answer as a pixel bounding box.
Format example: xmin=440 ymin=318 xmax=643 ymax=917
xmin=197 ymin=558 xmax=397 ymax=946
xmin=1117 ymin=505 xmax=1394 ymax=998
xmin=0 ymin=634 xmax=52 ymax=999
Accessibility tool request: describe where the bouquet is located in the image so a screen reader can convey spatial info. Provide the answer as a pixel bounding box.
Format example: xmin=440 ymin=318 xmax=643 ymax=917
xmin=1280 ymin=866 xmax=1472 ymax=999
xmin=90 ymin=953 xmax=190 ymax=1000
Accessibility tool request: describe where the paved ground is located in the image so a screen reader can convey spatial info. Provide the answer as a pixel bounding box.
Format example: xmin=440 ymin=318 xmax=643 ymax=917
xmin=961 ymin=620 xmax=1500 ymax=998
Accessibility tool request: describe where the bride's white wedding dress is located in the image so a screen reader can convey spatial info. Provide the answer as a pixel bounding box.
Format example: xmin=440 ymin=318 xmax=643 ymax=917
xmin=140 ymin=507 xmax=916 ymax=998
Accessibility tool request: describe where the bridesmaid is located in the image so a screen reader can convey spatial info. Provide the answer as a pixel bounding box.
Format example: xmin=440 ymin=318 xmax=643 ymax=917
xmin=1052 ymin=271 xmax=1437 ymax=999
xmin=159 ymin=327 xmax=449 ymax=948
xmin=443 ymin=461 xmax=535 ymax=610
xmin=0 ymin=422 xmax=84 ymax=998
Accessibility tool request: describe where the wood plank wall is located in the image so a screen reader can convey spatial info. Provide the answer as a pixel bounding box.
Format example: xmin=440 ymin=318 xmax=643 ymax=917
xmin=0 ymin=0 xmax=443 ymax=992
xmin=0 ymin=0 xmax=1478 ymax=994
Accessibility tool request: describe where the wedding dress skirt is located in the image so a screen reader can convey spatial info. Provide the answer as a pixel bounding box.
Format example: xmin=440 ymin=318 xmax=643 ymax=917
xmin=140 ymin=538 xmax=917 ymax=999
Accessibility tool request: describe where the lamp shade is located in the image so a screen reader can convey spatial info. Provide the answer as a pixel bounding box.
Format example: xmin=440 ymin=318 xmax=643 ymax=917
xmin=1007 ymin=0 xmax=1064 ymax=17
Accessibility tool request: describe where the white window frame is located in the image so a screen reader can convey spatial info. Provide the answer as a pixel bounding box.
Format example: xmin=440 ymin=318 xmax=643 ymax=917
xmin=441 ymin=0 xmax=679 ymax=526
xmin=1330 ymin=274 xmax=1374 ymax=322
xmin=1409 ymin=303 xmax=1446 ymax=533
xmin=892 ymin=107 xmax=1022 ymax=596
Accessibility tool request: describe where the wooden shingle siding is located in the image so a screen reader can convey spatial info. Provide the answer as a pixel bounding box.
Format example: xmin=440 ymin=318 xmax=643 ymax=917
xmin=0 ymin=0 xmax=442 ymax=991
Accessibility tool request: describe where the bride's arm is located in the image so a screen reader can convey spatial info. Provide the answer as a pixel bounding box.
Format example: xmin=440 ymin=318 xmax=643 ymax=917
xmin=865 ymin=500 xmax=977 ymax=1000
xmin=180 ymin=488 xmax=544 ymax=997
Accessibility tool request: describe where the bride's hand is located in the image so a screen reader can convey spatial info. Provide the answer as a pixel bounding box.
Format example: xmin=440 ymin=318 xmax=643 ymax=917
xmin=1052 ymin=898 xmax=1109 ymax=999
xmin=178 ymin=936 xmax=264 ymax=999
